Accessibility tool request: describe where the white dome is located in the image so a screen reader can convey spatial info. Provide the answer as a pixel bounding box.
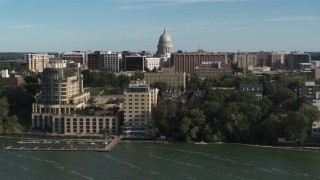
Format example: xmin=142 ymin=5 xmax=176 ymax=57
xmin=159 ymin=29 xmax=172 ymax=44
xmin=156 ymin=28 xmax=173 ymax=58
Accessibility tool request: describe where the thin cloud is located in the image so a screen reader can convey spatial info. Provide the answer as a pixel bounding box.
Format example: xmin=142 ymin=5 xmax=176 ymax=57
xmin=266 ymin=16 xmax=320 ymax=22
xmin=115 ymin=0 xmax=256 ymax=10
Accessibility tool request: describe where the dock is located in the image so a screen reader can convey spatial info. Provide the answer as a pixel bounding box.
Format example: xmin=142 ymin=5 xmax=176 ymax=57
xmin=3 ymin=136 xmax=122 ymax=152
xmin=97 ymin=136 xmax=122 ymax=152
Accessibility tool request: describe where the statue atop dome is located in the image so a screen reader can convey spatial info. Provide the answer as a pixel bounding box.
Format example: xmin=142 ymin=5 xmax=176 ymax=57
xmin=156 ymin=28 xmax=173 ymax=58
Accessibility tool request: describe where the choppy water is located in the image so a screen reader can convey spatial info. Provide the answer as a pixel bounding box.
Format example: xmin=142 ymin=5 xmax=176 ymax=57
xmin=1 ymin=136 xmax=320 ymax=180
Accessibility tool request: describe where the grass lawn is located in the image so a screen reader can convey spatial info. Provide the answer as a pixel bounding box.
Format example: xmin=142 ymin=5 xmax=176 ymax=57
xmin=87 ymin=87 xmax=118 ymax=96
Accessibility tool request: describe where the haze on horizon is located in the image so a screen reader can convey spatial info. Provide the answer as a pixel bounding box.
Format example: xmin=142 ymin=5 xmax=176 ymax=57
xmin=0 ymin=0 xmax=319 ymax=53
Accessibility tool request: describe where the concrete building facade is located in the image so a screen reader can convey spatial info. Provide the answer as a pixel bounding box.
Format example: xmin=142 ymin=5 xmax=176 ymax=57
xmin=286 ymin=52 xmax=311 ymax=71
xmin=271 ymin=52 xmax=288 ymax=70
xmin=122 ymin=80 xmax=158 ymax=137
xmin=171 ymin=51 xmax=227 ymax=75
xmin=25 ymin=53 xmax=52 ymax=73
xmin=31 ymin=60 xmax=120 ymax=135
xmin=195 ymin=62 xmax=232 ymax=80
xmin=234 ymin=53 xmax=257 ymax=70
xmin=63 ymin=51 xmax=85 ymax=65
xmin=144 ymin=68 xmax=186 ymax=91
xmin=144 ymin=57 xmax=161 ymax=71
xmin=100 ymin=51 xmax=122 ymax=72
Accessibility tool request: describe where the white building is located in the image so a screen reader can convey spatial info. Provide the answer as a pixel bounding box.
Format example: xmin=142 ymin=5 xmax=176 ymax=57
xmin=25 ymin=53 xmax=53 ymax=73
xmin=144 ymin=57 xmax=161 ymax=71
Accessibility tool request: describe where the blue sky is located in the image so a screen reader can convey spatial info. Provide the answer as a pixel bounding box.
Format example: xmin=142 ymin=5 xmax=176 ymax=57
xmin=0 ymin=0 xmax=319 ymax=52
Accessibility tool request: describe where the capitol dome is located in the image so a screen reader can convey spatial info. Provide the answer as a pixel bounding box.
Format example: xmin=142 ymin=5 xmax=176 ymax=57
xmin=156 ymin=28 xmax=173 ymax=58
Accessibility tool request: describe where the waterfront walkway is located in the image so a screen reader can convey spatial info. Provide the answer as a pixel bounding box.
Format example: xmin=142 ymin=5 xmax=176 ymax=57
xmin=97 ymin=136 xmax=122 ymax=152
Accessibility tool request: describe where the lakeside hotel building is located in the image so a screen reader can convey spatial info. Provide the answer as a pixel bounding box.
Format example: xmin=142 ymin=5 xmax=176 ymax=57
xmin=31 ymin=60 xmax=119 ymax=135
xmin=122 ymin=80 xmax=158 ymax=137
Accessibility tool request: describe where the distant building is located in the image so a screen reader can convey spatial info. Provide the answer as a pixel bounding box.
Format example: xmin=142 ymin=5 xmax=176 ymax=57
xmin=195 ymin=62 xmax=232 ymax=80
xmin=271 ymin=52 xmax=288 ymax=70
xmin=234 ymin=53 xmax=257 ymax=70
xmin=285 ymin=52 xmax=311 ymax=71
xmin=239 ymin=83 xmax=263 ymax=100
xmin=247 ymin=66 xmax=271 ymax=74
xmin=0 ymin=69 xmax=24 ymax=88
xmin=144 ymin=57 xmax=161 ymax=71
xmin=299 ymin=63 xmax=312 ymax=73
xmin=124 ymin=56 xmax=145 ymax=71
xmin=156 ymin=28 xmax=173 ymax=58
xmin=304 ymin=90 xmax=320 ymax=138
xmin=122 ymin=80 xmax=158 ymax=137
xmin=256 ymin=52 xmax=272 ymax=67
xmin=25 ymin=53 xmax=52 ymax=73
xmin=100 ymin=51 xmax=122 ymax=72
xmin=63 ymin=51 xmax=85 ymax=65
xmin=144 ymin=68 xmax=186 ymax=91
xmin=313 ymin=68 xmax=320 ymax=80
xmin=297 ymin=81 xmax=320 ymax=97
xmin=171 ymin=51 xmax=227 ymax=75
xmin=87 ymin=51 xmax=101 ymax=70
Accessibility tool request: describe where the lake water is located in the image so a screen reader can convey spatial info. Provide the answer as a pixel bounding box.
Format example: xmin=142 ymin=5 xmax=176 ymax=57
xmin=1 ymin=136 xmax=320 ymax=180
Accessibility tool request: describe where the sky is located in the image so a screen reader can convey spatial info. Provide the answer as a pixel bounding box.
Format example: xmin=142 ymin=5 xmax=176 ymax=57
xmin=0 ymin=0 xmax=319 ymax=52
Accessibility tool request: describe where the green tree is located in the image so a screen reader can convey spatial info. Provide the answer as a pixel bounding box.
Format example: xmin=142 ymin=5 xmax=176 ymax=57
xmin=269 ymin=87 xmax=296 ymax=105
xmin=261 ymin=113 xmax=282 ymax=143
xmin=118 ymin=74 xmax=131 ymax=89
xmin=0 ymin=97 xmax=9 ymax=123
xmin=131 ymin=70 xmax=144 ymax=80
xmin=299 ymin=104 xmax=320 ymax=126
xmin=286 ymin=111 xmax=309 ymax=145
xmin=152 ymin=81 xmax=167 ymax=92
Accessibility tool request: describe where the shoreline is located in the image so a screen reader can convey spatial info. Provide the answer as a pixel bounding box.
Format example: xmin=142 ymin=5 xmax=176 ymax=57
xmin=1 ymin=134 xmax=320 ymax=150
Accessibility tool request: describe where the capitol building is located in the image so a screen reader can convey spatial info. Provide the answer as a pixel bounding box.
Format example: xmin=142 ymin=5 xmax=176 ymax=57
xmin=156 ymin=28 xmax=173 ymax=59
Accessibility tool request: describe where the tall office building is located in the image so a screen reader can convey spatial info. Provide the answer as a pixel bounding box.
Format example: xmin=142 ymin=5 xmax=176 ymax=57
xmin=256 ymin=52 xmax=272 ymax=67
xmin=63 ymin=51 xmax=85 ymax=65
xmin=171 ymin=51 xmax=227 ymax=75
xmin=285 ymin=52 xmax=311 ymax=71
xmin=233 ymin=53 xmax=257 ymax=70
xmin=124 ymin=56 xmax=145 ymax=71
xmin=25 ymin=53 xmax=51 ymax=73
xmin=156 ymin=28 xmax=173 ymax=58
xmin=100 ymin=51 xmax=122 ymax=72
xmin=271 ymin=52 xmax=288 ymax=70
xmin=87 ymin=51 xmax=101 ymax=70
xmin=122 ymin=80 xmax=158 ymax=137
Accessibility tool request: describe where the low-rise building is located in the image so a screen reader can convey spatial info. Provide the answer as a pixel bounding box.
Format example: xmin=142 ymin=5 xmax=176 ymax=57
xmin=0 ymin=70 xmax=24 ymax=88
xmin=297 ymin=81 xmax=320 ymax=97
xmin=239 ymin=83 xmax=263 ymax=100
xmin=144 ymin=57 xmax=161 ymax=71
xmin=195 ymin=62 xmax=232 ymax=80
xmin=144 ymin=68 xmax=186 ymax=91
